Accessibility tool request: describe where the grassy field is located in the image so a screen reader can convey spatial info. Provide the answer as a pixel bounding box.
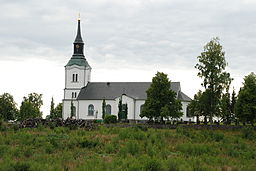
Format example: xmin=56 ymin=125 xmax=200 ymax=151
xmin=0 ymin=124 xmax=255 ymax=171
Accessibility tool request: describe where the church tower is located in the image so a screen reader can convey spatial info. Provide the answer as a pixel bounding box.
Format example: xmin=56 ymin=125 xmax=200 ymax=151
xmin=63 ymin=17 xmax=91 ymax=119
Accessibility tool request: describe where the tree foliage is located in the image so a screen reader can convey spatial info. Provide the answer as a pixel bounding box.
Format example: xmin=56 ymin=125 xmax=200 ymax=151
xmin=140 ymin=72 xmax=182 ymax=122
xmin=54 ymin=103 xmax=63 ymax=119
xmin=0 ymin=93 xmax=18 ymax=121
xmin=102 ymin=98 xmax=106 ymax=120
xmin=19 ymin=93 xmax=43 ymax=120
xmin=219 ymin=91 xmax=232 ymax=124
xmin=50 ymin=97 xmax=55 ymax=118
xmin=230 ymin=88 xmax=236 ymax=117
xmin=187 ymin=91 xmax=202 ymax=124
xmin=46 ymin=97 xmax=62 ymax=119
xmin=195 ymin=37 xmax=232 ymax=123
xmin=235 ymin=72 xmax=256 ymax=125
xmin=118 ymin=97 xmax=122 ymax=121
xmin=123 ymin=103 xmax=128 ymax=120
xmin=117 ymin=97 xmax=128 ymax=121
xmin=70 ymin=101 xmax=75 ymax=118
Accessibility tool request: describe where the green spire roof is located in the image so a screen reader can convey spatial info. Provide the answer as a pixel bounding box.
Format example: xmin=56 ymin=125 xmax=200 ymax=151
xmin=66 ymin=56 xmax=91 ymax=67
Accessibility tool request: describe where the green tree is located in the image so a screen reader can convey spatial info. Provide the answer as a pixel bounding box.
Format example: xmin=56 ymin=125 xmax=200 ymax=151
xmin=140 ymin=72 xmax=182 ymax=122
xmin=235 ymin=72 xmax=256 ymax=125
xmin=219 ymin=91 xmax=232 ymax=124
xmin=54 ymin=103 xmax=63 ymax=118
xmin=70 ymin=101 xmax=75 ymax=118
xmin=50 ymin=97 xmax=55 ymax=118
xmin=123 ymin=103 xmax=128 ymax=120
xmin=47 ymin=100 xmax=62 ymax=119
xmin=187 ymin=91 xmax=203 ymax=124
xmin=118 ymin=97 xmax=123 ymax=121
xmin=19 ymin=93 xmax=43 ymax=120
xmin=0 ymin=93 xmax=18 ymax=121
xmin=102 ymin=98 xmax=106 ymax=119
xmin=230 ymin=88 xmax=236 ymax=118
xmin=195 ymin=37 xmax=232 ymax=124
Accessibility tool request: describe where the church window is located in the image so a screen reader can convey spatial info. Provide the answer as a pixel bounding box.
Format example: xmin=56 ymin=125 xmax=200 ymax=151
xmin=72 ymin=92 xmax=77 ymax=98
xmin=88 ymin=104 xmax=94 ymax=116
xmin=72 ymin=74 xmax=78 ymax=82
xmin=75 ymin=74 xmax=78 ymax=82
xmin=106 ymin=104 xmax=111 ymax=115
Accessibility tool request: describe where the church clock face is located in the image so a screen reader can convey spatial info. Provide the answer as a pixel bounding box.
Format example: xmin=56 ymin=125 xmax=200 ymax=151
xmin=76 ymin=45 xmax=80 ymax=48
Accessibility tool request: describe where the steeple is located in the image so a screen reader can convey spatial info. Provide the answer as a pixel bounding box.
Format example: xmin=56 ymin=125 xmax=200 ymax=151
xmin=74 ymin=17 xmax=83 ymax=44
xmin=66 ymin=16 xmax=91 ymax=68
xmin=72 ymin=17 xmax=84 ymax=57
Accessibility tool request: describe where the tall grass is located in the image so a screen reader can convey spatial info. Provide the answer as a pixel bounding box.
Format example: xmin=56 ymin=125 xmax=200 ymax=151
xmin=0 ymin=125 xmax=255 ymax=170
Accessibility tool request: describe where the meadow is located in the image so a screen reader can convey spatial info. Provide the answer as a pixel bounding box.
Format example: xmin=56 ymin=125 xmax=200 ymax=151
xmin=0 ymin=123 xmax=255 ymax=171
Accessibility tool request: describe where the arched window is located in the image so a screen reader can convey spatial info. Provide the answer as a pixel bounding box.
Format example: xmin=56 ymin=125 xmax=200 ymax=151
xmin=106 ymin=104 xmax=111 ymax=115
xmin=88 ymin=104 xmax=94 ymax=116
xmin=140 ymin=104 xmax=144 ymax=114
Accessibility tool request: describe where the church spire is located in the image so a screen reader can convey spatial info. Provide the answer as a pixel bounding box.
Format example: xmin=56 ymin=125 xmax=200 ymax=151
xmin=66 ymin=16 xmax=91 ymax=68
xmin=74 ymin=16 xmax=83 ymax=43
xmin=73 ymin=16 xmax=84 ymax=56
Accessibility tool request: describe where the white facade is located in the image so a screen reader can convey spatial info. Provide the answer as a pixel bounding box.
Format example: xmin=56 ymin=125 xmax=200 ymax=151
xmin=63 ymin=94 xmax=194 ymax=122
xmin=64 ymin=65 xmax=91 ymax=99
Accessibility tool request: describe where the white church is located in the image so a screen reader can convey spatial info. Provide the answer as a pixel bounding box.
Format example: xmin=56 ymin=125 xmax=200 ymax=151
xmin=62 ymin=19 xmax=194 ymax=122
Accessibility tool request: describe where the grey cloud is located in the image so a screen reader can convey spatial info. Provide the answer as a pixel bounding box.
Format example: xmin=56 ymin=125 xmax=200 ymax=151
xmin=0 ymin=0 xmax=256 ymax=75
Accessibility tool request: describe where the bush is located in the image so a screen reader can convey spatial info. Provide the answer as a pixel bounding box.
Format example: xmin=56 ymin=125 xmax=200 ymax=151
xmin=12 ymin=162 xmax=30 ymax=171
xmin=144 ymin=158 xmax=163 ymax=171
xmin=104 ymin=115 xmax=117 ymax=124
xmin=241 ymin=127 xmax=255 ymax=140
xmin=78 ymin=138 xmax=99 ymax=148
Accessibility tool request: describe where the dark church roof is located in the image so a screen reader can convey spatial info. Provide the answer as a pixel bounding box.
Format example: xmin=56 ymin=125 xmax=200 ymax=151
xmin=77 ymin=82 xmax=191 ymax=101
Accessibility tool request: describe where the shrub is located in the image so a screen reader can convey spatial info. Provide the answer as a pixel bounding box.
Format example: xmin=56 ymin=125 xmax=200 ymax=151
xmin=0 ymin=121 xmax=8 ymax=131
xmin=144 ymin=158 xmax=163 ymax=171
xmin=241 ymin=127 xmax=255 ymax=140
xmin=12 ymin=162 xmax=30 ymax=171
xmin=78 ymin=138 xmax=99 ymax=148
xmin=104 ymin=115 xmax=117 ymax=124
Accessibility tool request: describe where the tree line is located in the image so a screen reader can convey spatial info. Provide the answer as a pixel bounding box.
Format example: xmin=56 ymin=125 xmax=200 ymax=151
xmin=188 ymin=38 xmax=256 ymax=125
xmin=139 ymin=37 xmax=256 ymax=125
xmin=0 ymin=93 xmax=62 ymax=121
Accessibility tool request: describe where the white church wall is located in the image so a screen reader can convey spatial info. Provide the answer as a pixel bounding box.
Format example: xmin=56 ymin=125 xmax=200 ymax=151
xmin=64 ymin=89 xmax=81 ymax=100
xmin=85 ymin=68 xmax=91 ymax=84
xmin=65 ymin=65 xmax=87 ymax=89
xmin=62 ymin=100 xmax=78 ymax=119
xmin=180 ymin=101 xmax=195 ymax=122
xmin=135 ymin=100 xmax=146 ymax=120
xmin=78 ymin=100 xmax=117 ymax=119
xmin=118 ymin=95 xmax=135 ymax=120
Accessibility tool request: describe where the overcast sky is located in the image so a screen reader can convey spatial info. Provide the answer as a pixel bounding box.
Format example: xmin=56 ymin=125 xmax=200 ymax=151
xmin=0 ymin=0 xmax=255 ymax=117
